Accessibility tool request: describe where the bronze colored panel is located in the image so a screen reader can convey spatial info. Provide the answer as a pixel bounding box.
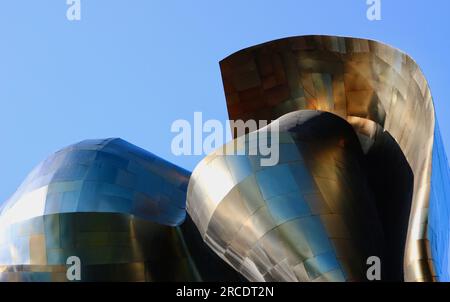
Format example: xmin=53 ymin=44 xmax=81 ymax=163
xmin=217 ymin=36 xmax=436 ymax=281
xmin=187 ymin=111 xmax=385 ymax=281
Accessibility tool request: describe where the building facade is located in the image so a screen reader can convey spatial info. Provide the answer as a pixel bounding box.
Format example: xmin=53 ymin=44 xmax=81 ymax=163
xmin=0 ymin=36 xmax=449 ymax=282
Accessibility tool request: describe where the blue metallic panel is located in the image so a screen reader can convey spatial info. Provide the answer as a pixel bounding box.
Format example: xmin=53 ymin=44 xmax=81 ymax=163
xmin=428 ymin=121 xmax=450 ymax=281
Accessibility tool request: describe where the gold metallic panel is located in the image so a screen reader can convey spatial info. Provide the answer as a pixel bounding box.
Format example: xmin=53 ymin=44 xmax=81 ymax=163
xmin=217 ymin=36 xmax=436 ymax=281
xmin=187 ymin=111 xmax=385 ymax=281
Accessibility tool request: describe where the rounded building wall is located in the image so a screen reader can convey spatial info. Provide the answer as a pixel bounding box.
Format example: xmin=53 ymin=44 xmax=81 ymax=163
xmin=213 ymin=35 xmax=438 ymax=281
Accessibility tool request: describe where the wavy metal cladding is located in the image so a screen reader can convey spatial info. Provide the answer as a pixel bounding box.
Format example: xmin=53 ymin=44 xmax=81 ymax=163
xmin=187 ymin=35 xmax=450 ymax=281
xmin=187 ymin=110 xmax=386 ymax=281
xmin=0 ymin=138 xmax=189 ymax=226
xmin=0 ymin=138 xmax=239 ymax=281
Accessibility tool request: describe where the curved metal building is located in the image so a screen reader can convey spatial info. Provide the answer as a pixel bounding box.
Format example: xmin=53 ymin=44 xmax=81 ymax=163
xmin=0 ymin=138 xmax=241 ymax=281
xmin=187 ymin=36 xmax=450 ymax=282
xmin=1 ymin=36 xmax=449 ymax=282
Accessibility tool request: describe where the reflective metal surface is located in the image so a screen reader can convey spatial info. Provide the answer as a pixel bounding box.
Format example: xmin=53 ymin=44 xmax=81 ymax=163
xmin=187 ymin=111 xmax=386 ymax=281
xmin=0 ymin=138 xmax=241 ymax=281
xmin=0 ymin=212 xmax=199 ymax=281
xmin=1 ymin=35 xmax=449 ymax=282
xmin=428 ymin=121 xmax=450 ymax=281
xmin=186 ymin=35 xmax=449 ymax=281
xmin=0 ymin=138 xmax=190 ymax=227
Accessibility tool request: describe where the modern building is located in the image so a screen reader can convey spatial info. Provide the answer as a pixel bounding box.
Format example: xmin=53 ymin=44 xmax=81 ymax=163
xmin=0 ymin=36 xmax=449 ymax=282
xmin=189 ymin=35 xmax=450 ymax=282
xmin=0 ymin=138 xmax=240 ymax=281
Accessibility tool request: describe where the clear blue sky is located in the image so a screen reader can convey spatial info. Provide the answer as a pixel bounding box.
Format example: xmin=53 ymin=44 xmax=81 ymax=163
xmin=0 ymin=0 xmax=449 ymax=203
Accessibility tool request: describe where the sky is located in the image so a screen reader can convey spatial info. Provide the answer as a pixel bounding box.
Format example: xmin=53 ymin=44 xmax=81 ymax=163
xmin=0 ymin=0 xmax=449 ymax=203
